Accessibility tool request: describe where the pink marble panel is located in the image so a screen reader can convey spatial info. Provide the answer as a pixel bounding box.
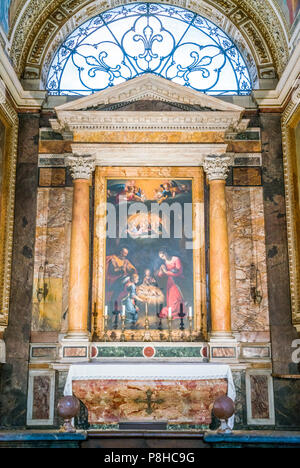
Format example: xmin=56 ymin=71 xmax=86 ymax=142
xmin=72 ymin=379 xmax=228 ymax=425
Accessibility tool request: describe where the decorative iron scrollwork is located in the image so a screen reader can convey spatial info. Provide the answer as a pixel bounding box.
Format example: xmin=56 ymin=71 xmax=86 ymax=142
xmin=47 ymin=3 xmax=252 ymax=96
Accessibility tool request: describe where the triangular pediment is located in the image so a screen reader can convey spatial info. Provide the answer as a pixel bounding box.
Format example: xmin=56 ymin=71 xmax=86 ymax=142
xmin=54 ymin=75 xmax=244 ymax=113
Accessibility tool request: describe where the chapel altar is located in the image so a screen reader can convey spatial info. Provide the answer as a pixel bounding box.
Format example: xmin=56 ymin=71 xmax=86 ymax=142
xmin=26 ymin=75 xmax=273 ymax=430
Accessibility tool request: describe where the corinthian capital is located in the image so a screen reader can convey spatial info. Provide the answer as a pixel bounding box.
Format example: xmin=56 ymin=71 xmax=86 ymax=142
xmin=203 ymin=154 xmax=234 ymax=181
xmin=66 ymin=154 xmax=96 ymax=180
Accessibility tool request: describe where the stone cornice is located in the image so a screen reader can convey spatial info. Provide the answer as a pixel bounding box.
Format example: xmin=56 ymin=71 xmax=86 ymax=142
xmin=52 ymin=111 xmax=247 ymax=134
xmin=51 ymin=76 xmax=246 ymax=134
xmin=55 ymin=75 xmax=245 ymax=113
xmin=70 ymin=143 xmax=228 ymax=167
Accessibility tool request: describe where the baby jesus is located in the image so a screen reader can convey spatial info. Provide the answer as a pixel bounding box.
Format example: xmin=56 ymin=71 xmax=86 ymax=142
xmin=143 ymin=269 xmax=158 ymax=286
xmin=137 ymin=269 xmax=164 ymax=305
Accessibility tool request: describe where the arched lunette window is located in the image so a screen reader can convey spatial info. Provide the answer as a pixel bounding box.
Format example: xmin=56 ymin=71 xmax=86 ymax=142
xmin=47 ymin=2 xmax=252 ymax=96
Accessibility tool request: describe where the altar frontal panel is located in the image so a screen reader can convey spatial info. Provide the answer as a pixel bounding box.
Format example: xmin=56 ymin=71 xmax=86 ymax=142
xmin=72 ymin=379 xmax=227 ymax=425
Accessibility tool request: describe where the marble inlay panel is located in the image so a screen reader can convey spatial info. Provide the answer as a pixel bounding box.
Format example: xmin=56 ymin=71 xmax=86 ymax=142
xmin=250 ymin=374 xmax=270 ymax=420
xmin=63 ymin=347 xmax=88 ymax=358
xmin=36 ymin=189 xmax=66 ymax=228
xmin=227 ymin=141 xmax=261 ymax=153
xmin=233 ymin=167 xmax=262 ymax=186
xmin=32 ymin=376 xmax=51 ymax=420
xmin=27 ymin=370 xmax=55 ymax=426
xmin=241 ymin=346 xmax=270 ymax=359
xmin=73 ymin=131 xmax=225 ymax=143
xmin=34 ymin=227 xmax=65 ymax=277
xmin=211 ymin=347 xmax=236 ymax=358
xmin=39 ymin=141 xmax=72 ymax=154
xmin=72 ymin=379 xmax=228 ymax=425
xmin=238 ymin=331 xmax=270 ymax=342
xmin=39 ymin=168 xmax=66 ymax=186
xmin=31 ymin=346 xmax=57 ymax=360
xmin=32 ymin=187 xmax=73 ymax=332
xmin=234 ymin=156 xmax=262 ymax=167
xmin=39 ymin=156 xmax=66 ymax=167
xmin=246 ymin=370 xmax=275 ymax=425
xmin=93 ymin=345 xmax=206 ymax=359
xmin=227 ymin=187 xmax=269 ymax=333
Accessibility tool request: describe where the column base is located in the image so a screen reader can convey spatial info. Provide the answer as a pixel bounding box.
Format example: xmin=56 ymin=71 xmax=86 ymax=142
xmin=209 ymin=331 xmax=236 ymax=342
xmin=63 ymin=331 xmax=90 ymax=341
xmin=208 ymin=332 xmax=238 ymax=362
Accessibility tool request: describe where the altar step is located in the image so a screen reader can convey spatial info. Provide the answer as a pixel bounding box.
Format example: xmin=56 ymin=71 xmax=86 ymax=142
xmin=0 ymin=431 xmax=300 ymax=448
xmin=81 ymin=430 xmax=300 ymax=449
xmin=82 ymin=431 xmax=208 ymax=449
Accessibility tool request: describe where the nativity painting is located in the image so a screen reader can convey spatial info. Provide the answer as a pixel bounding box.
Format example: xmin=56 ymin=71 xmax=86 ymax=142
xmin=94 ymin=167 xmax=206 ymax=342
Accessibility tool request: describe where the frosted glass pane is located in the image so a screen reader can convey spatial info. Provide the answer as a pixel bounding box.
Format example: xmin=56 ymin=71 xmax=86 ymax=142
xmin=47 ymin=2 xmax=252 ymax=96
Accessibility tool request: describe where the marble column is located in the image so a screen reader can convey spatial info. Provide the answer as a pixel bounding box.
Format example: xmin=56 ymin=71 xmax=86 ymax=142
xmin=203 ymin=154 xmax=234 ymax=340
xmin=65 ymin=155 xmax=95 ymax=340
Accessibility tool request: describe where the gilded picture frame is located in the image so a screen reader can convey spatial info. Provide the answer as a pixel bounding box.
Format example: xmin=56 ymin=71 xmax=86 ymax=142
xmin=282 ymin=100 xmax=300 ymax=331
xmin=93 ymin=166 xmax=206 ymax=342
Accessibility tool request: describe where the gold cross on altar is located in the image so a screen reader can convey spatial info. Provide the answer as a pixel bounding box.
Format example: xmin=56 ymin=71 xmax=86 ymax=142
xmin=134 ymin=389 xmax=164 ymax=415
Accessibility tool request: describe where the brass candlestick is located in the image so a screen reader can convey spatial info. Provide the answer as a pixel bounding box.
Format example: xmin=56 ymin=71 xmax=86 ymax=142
xmin=167 ymin=315 xmax=173 ymax=342
xmin=102 ymin=312 xmax=109 ymax=342
xmin=179 ymin=304 xmax=186 ymax=341
xmin=92 ymin=302 xmax=99 ymax=341
xmin=120 ymin=314 xmax=126 ymax=342
xmin=188 ymin=315 xmax=193 ymax=342
xmin=143 ymin=303 xmax=152 ymax=342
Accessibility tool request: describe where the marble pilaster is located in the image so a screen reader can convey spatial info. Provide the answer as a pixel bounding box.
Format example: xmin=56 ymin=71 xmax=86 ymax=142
xmin=64 ymin=155 xmax=95 ymax=341
xmin=203 ymin=155 xmax=236 ymax=357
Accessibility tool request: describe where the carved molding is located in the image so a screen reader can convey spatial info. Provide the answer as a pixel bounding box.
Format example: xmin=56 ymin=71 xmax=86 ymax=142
xmin=65 ymin=154 xmax=96 ymax=179
xmin=8 ymin=0 xmax=288 ymax=83
xmin=51 ymin=75 xmax=247 ymax=134
xmin=0 ymin=88 xmax=18 ymax=328
xmin=53 ymin=111 xmax=247 ymax=133
xmin=71 ymin=143 xmax=229 ymax=166
xmin=54 ymin=74 xmax=245 ymax=113
xmin=203 ymin=153 xmax=234 ymax=181
xmin=281 ymin=83 xmax=300 ymax=331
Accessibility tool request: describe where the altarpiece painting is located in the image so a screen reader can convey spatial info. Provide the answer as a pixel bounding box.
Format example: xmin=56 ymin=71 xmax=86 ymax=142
xmin=93 ymin=167 xmax=206 ymax=342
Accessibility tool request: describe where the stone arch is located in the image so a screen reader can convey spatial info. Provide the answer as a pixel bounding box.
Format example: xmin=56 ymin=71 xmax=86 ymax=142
xmin=7 ymin=0 xmax=289 ymax=89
